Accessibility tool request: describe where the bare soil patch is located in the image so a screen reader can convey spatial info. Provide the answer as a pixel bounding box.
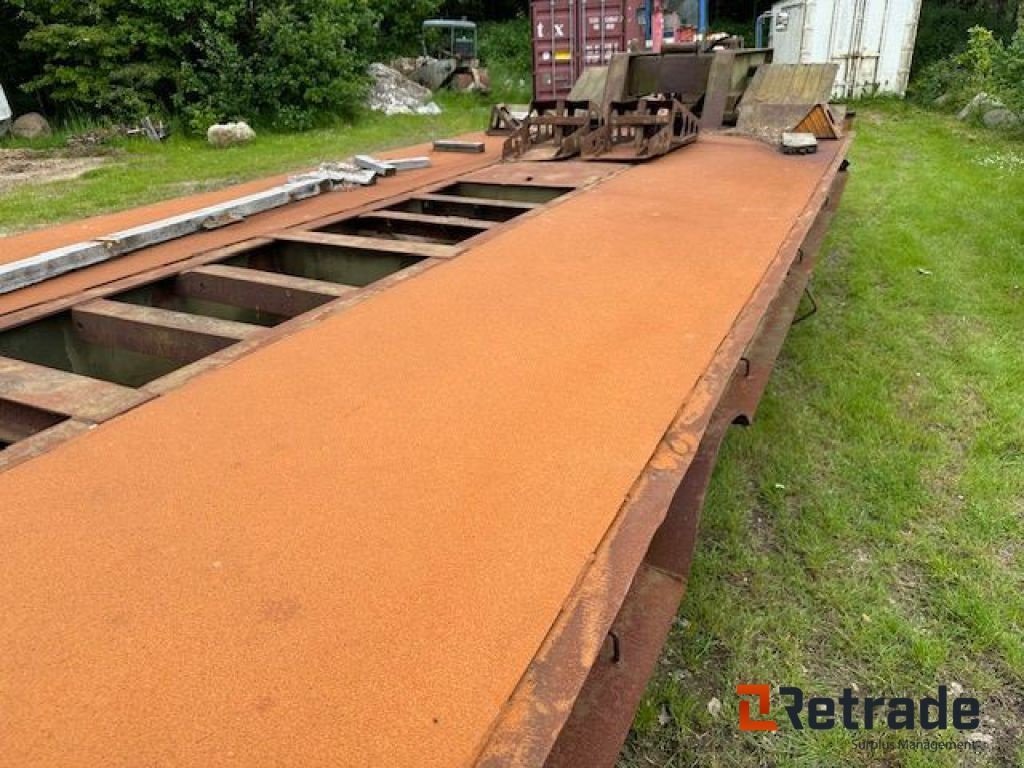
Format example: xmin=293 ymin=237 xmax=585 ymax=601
xmin=0 ymin=148 xmax=112 ymax=192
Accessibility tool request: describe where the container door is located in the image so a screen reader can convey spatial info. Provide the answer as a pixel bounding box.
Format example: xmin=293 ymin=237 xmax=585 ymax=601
xmin=772 ymin=2 xmax=805 ymax=64
xmin=854 ymin=0 xmax=889 ymax=94
xmin=533 ymin=1 xmax=577 ymax=99
xmin=533 ymin=0 xmax=626 ymax=100
xmin=580 ymin=0 xmax=627 ymax=73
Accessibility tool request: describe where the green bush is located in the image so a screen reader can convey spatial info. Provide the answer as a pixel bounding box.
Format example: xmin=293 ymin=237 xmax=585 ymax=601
xmin=11 ymin=0 xmax=384 ymax=131
xmin=911 ymin=25 xmax=1024 ymax=125
xmin=371 ymin=0 xmax=445 ymax=59
xmin=995 ymin=31 xmax=1024 ymax=116
xmin=913 ymin=2 xmax=1017 ymax=75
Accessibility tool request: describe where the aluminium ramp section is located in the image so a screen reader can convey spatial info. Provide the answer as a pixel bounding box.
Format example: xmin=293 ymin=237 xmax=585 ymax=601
xmin=0 ymin=135 xmax=846 ymax=768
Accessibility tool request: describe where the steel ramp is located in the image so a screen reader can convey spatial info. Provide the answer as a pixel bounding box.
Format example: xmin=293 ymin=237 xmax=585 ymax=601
xmin=581 ymin=96 xmax=700 ymax=162
xmin=502 ymin=100 xmax=602 ymax=162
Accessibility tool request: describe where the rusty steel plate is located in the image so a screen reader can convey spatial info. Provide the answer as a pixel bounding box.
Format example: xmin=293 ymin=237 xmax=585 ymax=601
xmin=0 ymin=133 xmax=851 ymax=768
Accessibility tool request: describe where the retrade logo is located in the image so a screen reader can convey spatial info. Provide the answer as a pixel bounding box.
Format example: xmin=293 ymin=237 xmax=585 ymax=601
xmin=737 ymin=684 xmax=778 ymax=731
xmin=736 ymin=685 xmax=981 ymax=732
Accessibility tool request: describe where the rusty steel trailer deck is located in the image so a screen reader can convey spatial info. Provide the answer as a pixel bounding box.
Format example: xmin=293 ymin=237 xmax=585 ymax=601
xmin=0 ymin=132 xmax=850 ymax=767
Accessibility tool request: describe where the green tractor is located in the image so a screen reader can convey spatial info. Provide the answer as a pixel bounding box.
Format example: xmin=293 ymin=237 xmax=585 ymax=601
xmin=410 ymin=19 xmax=490 ymax=94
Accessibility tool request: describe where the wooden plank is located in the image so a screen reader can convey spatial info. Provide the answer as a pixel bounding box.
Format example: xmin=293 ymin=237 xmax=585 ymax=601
xmin=272 ymin=231 xmax=458 ymax=260
xmin=177 ymin=264 xmax=356 ymax=318
xmin=72 ymin=299 xmax=261 ymax=363
xmin=0 ymin=356 xmax=152 ymax=422
xmin=362 ymin=210 xmax=496 ymax=231
xmin=413 ymin=193 xmax=541 ymax=211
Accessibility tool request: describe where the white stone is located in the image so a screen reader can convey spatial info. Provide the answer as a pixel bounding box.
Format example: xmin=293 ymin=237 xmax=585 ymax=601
xmin=207 ymin=121 xmax=256 ymax=148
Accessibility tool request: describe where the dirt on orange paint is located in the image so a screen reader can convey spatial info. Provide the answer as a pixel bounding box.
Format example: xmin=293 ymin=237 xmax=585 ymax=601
xmin=0 ymin=135 xmax=841 ymax=767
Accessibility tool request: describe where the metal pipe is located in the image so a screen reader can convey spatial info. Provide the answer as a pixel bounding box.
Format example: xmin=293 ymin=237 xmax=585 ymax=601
xmin=755 ymin=11 xmax=773 ymax=48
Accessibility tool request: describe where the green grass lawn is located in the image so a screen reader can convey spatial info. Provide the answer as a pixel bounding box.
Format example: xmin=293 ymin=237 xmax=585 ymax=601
xmin=622 ymin=103 xmax=1024 ymax=767
xmin=0 ymin=96 xmax=495 ymax=236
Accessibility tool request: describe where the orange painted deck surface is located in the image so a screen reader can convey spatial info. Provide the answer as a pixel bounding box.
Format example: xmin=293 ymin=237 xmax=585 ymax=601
xmin=0 ymin=136 xmax=840 ymax=767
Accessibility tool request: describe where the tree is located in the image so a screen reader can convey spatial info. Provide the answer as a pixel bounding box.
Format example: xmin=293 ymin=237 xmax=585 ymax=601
xmin=10 ymin=0 xmax=381 ymax=129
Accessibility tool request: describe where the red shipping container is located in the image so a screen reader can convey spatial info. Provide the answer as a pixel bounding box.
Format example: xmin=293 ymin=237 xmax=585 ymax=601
xmin=532 ymin=0 xmax=645 ymax=100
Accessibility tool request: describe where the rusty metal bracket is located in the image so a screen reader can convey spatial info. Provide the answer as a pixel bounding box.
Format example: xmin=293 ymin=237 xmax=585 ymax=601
xmin=793 ymin=286 xmax=819 ymax=325
xmin=608 ymin=632 xmax=622 ymax=664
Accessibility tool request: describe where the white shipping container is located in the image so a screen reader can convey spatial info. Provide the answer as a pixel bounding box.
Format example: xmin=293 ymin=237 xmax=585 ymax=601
xmin=767 ymin=0 xmax=924 ymax=98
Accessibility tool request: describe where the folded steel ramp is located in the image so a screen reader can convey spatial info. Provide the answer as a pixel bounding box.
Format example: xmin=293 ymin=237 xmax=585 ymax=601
xmin=736 ymin=63 xmax=840 ymax=142
xmin=0 ymin=132 xmax=851 ymax=768
xmin=502 ymin=100 xmax=601 ymax=162
xmin=581 ymin=97 xmax=700 ymax=162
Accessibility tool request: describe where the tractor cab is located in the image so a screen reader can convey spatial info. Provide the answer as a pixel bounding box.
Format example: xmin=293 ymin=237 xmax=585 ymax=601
xmin=421 ymin=19 xmax=479 ymax=64
xmin=412 ymin=19 xmax=490 ymax=94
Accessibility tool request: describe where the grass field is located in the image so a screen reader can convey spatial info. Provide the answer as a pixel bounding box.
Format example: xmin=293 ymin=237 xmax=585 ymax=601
xmin=621 ymin=103 xmax=1024 ymax=767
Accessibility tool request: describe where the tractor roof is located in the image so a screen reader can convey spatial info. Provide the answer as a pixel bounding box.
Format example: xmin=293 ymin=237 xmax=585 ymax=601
xmin=423 ymin=19 xmax=477 ymax=30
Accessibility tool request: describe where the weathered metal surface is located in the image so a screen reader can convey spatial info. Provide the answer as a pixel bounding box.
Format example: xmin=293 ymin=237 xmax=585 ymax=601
xmin=403 ymin=194 xmax=540 ymax=222
xmin=736 ymin=63 xmax=839 ymax=142
xmin=0 ymin=138 xmax=499 ymax=307
xmin=544 ymin=163 xmax=851 ymax=768
xmin=176 ymin=264 xmax=357 ymax=319
xmin=487 ymin=104 xmax=529 ymax=136
xmin=273 ymin=231 xmax=459 ymax=260
xmin=543 ymin=565 xmax=685 ymax=768
xmin=0 ymin=399 xmax=67 ymax=444
xmin=471 ymin=136 xmax=851 ymax=768
xmin=458 ymin=160 xmax=622 ymax=190
xmin=566 ymin=65 xmax=609 ymax=103
xmin=71 ymin=299 xmax=261 ymax=363
xmin=581 ymin=98 xmax=699 ymax=161
xmin=503 ymin=100 xmax=602 ymax=162
xmin=331 ymin=213 xmax=492 ymax=244
xmin=0 ymin=242 xmax=114 ymax=297
xmin=0 ymin=182 xmax=338 ymax=298
xmin=626 ymin=51 xmax=713 ymax=106
xmin=387 ymin=156 xmax=433 ymax=171
xmin=0 ymin=134 xmax=851 ymax=768
xmin=361 ymin=210 xmax=496 ymax=231
xmin=354 ymin=155 xmax=398 ymax=177
xmin=0 ymin=160 xmax=585 ymax=461
xmin=434 ymin=140 xmax=487 ymax=154
xmin=0 ymin=355 xmax=152 ymax=423
xmin=701 ymin=47 xmax=774 ymax=129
